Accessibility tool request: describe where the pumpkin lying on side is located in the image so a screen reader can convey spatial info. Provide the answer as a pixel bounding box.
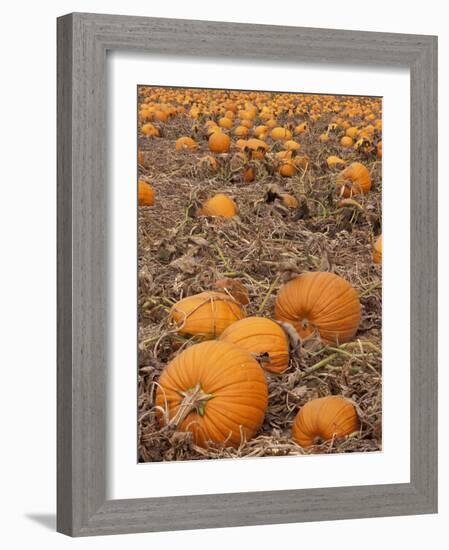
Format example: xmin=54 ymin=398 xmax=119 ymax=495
xmin=274 ymin=272 xmax=361 ymax=345
xmin=336 ymin=162 xmax=372 ymax=197
xmin=138 ymin=179 xmax=155 ymax=206
xmin=292 ymin=395 xmax=360 ymax=447
xmin=170 ymin=291 xmax=245 ymax=339
xmin=199 ymin=194 xmax=237 ymax=218
xmin=155 ymin=341 xmax=268 ymax=448
xmin=220 ymin=316 xmax=290 ymax=374
xmin=373 ymin=234 xmax=382 ymax=264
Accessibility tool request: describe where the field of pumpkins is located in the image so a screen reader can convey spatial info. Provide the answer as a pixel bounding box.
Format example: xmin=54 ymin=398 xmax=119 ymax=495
xmin=137 ymin=86 xmax=382 ymax=462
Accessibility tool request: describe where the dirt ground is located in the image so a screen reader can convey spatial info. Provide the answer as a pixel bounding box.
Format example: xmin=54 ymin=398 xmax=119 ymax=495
xmin=137 ymin=88 xmax=382 ymax=462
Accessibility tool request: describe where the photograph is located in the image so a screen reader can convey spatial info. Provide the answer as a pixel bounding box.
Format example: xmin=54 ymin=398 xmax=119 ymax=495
xmin=137 ymin=85 xmax=382 ymax=463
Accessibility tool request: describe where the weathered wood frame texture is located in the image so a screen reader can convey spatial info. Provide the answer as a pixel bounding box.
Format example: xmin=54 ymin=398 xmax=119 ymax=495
xmin=57 ymin=12 xmax=438 ymax=536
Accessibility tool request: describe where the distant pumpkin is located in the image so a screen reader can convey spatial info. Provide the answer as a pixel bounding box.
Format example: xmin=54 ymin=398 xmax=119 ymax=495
xmin=340 ymin=136 xmax=353 ymax=147
xmin=280 ymin=193 xmax=299 ymax=208
xmin=208 ymin=131 xmax=231 ymax=154
xmin=271 ymin=127 xmax=292 ymax=140
xmin=373 ymin=235 xmax=382 ymax=264
xmin=199 ymin=194 xmax=237 ymax=218
xmin=175 ymin=136 xmax=197 ymax=151
xmin=138 ymin=179 xmax=154 ymax=206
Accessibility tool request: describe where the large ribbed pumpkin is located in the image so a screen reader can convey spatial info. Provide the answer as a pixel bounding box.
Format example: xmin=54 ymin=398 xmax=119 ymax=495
xmin=170 ymin=291 xmax=245 ymax=338
xmin=292 ymin=395 xmax=360 ymax=447
xmin=274 ymin=272 xmax=361 ymax=345
xmin=220 ymin=316 xmax=290 ymax=374
xmin=336 ymin=162 xmax=372 ymax=197
xmin=155 ymin=341 xmax=268 ymax=448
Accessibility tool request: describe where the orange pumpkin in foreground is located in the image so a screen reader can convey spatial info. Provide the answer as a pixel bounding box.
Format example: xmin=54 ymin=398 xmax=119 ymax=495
xmin=138 ymin=179 xmax=155 ymax=206
xmin=336 ymin=162 xmax=372 ymax=197
xmin=220 ymin=316 xmax=290 ymax=374
xmin=274 ymin=272 xmax=361 ymax=345
xmin=155 ymin=341 xmax=268 ymax=448
xmin=199 ymin=194 xmax=237 ymax=218
xmin=170 ymin=291 xmax=245 ymax=339
xmin=292 ymin=395 xmax=360 ymax=447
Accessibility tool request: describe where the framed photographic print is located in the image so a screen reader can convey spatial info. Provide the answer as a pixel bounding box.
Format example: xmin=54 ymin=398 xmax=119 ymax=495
xmin=57 ymin=13 xmax=438 ymax=536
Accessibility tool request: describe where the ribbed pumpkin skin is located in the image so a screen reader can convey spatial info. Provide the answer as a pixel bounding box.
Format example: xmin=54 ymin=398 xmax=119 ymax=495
xmin=170 ymin=291 xmax=245 ymax=338
xmin=199 ymin=194 xmax=237 ymax=218
xmin=274 ymin=272 xmax=361 ymax=345
xmin=373 ymin=235 xmax=382 ymax=264
xmin=138 ymin=179 xmax=155 ymax=206
xmin=292 ymin=395 xmax=360 ymax=447
xmin=155 ymin=341 xmax=268 ymax=448
xmin=336 ymin=162 xmax=372 ymax=197
xmin=220 ymin=316 xmax=290 ymax=374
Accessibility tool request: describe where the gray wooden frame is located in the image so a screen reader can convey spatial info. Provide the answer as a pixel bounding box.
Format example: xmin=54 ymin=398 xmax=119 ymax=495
xmin=57 ymin=12 xmax=438 ymax=537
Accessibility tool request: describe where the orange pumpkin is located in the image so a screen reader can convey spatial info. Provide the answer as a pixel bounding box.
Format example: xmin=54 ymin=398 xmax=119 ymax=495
xmin=198 ymin=155 xmax=218 ymax=174
xmin=213 ymin=278 xmax=249 ymax=305
xmin=234 ymin=125 xmax=249 ymax=137
xmin=377 ymin=141 xmax=382 ymax=159
xmin=292 ymin=395 xmax=360 ymax=447
xmin=274 ymin=272 xmax=361 ymax=344
xmin=340 ymin=136 xmax=353 ymax=147
xmin=245 ymin=138 xmax=269 ymax=160
xmin=294 ymin=122 xmax=308 ymax=135
xmin=283 ymin=140 xmax=301 ymax=151
xmin=218 ymin=116 xmax=233 ymax=129
xmin=271 ymin=127 xmax=292 ymax=140
xmin=373 ymin=235 xmax=382 ymax=264
xmin=345 ymin=126 xmax=359 ymax=139
xmin=175 ymin=136 xmax=197 ymax=151
xmin=279 ymin=162 xmax=296 ymax=177
xmin=155 ymin=341 xmax=268 ymax=448
xmin=220 ymin=316 xmax=290 ymax=374
xmin=242 ymin=164 xmax=256 ymax=183
xmin=170 ymin=291 xmax=245 ymax=338
xmin=199 ymin=194 xmax=237 ymax=218
xmin=326 ymin=155 xmax=346 ymax=169
xmin=141 ymin=122 xmax=160 ymax=137
xmin=336 ymin=162 xmax=372 ymax=197
xmin=208 ymin=131 xmax=231 ymax=153
xmin=280 ymin=193 xmax=299 ymax=208
xmin=138 ymin=179 xmax=154 ymax=206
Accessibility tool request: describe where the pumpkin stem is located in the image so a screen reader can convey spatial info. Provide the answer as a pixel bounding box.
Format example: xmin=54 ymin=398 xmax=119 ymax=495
xmin=167 ymin=384 xmax=214 ymax=428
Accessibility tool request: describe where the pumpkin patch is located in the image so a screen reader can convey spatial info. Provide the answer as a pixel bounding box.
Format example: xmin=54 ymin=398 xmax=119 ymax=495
xmin=137 ymin=86 xmax=382 ymax=462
